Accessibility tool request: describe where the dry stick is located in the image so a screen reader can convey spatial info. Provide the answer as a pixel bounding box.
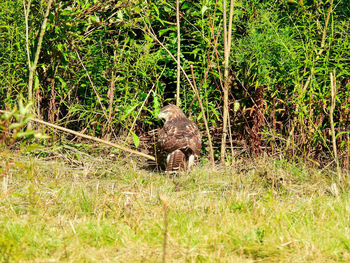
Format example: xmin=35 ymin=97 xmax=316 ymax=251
xmin=34 ymin=117 xmax=155 ymax=161
xmin=190 ymin=65 xmax=215 ymax=165
xmin=221 ymin=0 xmax=227 ymax=163
xmin=0 ymin=110 xmax=155 ymax=161
xmin=225 ymin=0 xmax=238 ymax=164
xmin=227 ymin=108 xmax=235 ymax=165
xmin=145 ymin=24 xmax=215 ymax=164
xmin=37 ymin=117 xmax=155 ymax=160
xmin=220 ymin=0 xmax=235 ymax=163
xmin=227 ymin=0 xmax=235 ymax=55
xmin=105 ymin=71 xmax=116 ymax=137
xmin=176 ymin=0 xmax=181 ymax=106
xmin=330 ymin=72 xmax=341 ymax=179
xmin=347 ymin=135 xmax=349 ymax=178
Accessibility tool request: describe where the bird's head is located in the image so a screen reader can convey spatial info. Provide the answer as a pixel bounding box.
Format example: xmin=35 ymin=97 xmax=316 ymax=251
xmin=158 ymin=104 xmax=186 ymax=122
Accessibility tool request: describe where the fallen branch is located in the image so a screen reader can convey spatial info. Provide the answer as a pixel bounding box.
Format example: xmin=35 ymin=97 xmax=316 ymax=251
xmin=0 ymin=110 xmax=155 ymax=161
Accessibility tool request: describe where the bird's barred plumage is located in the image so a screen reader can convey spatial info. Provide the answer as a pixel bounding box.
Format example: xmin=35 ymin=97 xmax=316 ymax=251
xmin=157 ymin=104 xmax=201 ymax=172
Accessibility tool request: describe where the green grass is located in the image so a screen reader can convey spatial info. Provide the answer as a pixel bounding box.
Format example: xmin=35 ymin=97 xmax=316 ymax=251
xmin=0 ymin=151 xmax=349 ymax=262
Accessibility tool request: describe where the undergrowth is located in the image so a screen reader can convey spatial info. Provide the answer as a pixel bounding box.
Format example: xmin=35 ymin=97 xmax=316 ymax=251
xmin=0 ymin=149 xmax=349 ymax=262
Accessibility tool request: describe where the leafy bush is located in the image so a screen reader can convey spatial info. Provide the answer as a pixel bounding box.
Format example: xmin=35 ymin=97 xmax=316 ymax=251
xmin=0 ymin=0 xmax=349 ymax=166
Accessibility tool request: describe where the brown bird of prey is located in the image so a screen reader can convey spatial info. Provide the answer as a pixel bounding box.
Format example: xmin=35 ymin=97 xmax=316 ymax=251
xmin=157 ymin=104 xmax=201 ymax=172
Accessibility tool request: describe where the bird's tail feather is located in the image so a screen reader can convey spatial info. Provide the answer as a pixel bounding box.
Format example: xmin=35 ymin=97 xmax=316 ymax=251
xmin=166 ymin=150 xmax=186 ymax=172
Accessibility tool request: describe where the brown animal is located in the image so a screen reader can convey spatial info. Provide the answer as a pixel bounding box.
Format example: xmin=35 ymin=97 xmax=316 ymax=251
xmin=157 ymin=104 xmax=201 ymax=172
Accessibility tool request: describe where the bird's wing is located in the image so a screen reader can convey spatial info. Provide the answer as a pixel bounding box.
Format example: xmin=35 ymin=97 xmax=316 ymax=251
xmin=158 ymin=119 xmax=201 ymax=155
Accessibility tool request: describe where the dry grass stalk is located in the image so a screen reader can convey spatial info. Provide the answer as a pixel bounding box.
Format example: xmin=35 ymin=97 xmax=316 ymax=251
xmin=160 ymin=196 xmax=168 ymax=263
xmin=329 ymin=71 xmax=341 ymax=180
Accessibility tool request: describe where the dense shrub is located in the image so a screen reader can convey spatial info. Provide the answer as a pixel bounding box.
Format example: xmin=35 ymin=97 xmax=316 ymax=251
xmin=0 ymin=0 xmax=349 ymax=165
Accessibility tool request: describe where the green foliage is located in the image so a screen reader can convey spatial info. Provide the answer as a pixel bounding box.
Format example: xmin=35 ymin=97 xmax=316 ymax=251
xmin=0 ymin=100 xmax=46 ymax=148
xmin=0 ymin=0 xmax=27 ymax=105
xmin=0 ymin=0 xmax=349 ymax=164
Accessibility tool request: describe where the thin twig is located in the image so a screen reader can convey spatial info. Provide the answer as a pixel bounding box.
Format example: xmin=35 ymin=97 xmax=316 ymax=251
xmin=227 ymin=107 xmax=235 ymax=165
xmin=330 ymin=71 xmax=341 ymax=179
xmin=23 ymin=0 xmax=32 ymax=70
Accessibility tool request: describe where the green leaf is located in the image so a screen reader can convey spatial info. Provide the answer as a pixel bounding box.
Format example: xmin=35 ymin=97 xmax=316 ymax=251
xmin=90 ymin=15 xmax=100 ymax=24
xmin=152 ymin=91 xmax=160 ymax=118
xmin=120 ymin=104 xmax=140 ymax=121
xmin=9 ymin=122 xmax=25 ymax=130
xmin=234 ymin=101 xmax=240 ymax=113
xmin=34 ymin=133 xmax=50 ymax=139
xmin=1 ymin=109 xmax=16 ymax=121
xmin=132 ymin=132 xmax=140 ymax=148
xmin=144 ymin=34 xmax=153 ymax=42
xmin=152 ymin=3 xmax=160 ymax=17
xmin=34 ymin=75 xmax=40 ymax=91
xmin=159 ymin=27 xmax=176 ymax=37
xmin=117 ymin=10 xmax=123 ymax=21
xmin=15 ymin=130 xmax=35 ymax=139
xmin=201 ymin=6 xmax=208 ymax=15
xmin=335 ymin=131 xmax=350 ymax=139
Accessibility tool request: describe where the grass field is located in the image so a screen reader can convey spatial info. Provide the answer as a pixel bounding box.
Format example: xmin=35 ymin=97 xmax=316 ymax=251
xmin=0 ymin=149 xmax=349 ymax=262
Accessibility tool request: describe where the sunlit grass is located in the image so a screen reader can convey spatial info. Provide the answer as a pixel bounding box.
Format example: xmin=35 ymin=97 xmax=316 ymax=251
xmin=0 ymin=151 xmax=349 ymax=262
